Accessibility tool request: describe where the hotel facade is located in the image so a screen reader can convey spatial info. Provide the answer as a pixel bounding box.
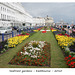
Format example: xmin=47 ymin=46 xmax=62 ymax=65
xmin=0 ymin=2 xmax=54 ymax=27
xmin=0 ymin=2 xmax=33 ymax=27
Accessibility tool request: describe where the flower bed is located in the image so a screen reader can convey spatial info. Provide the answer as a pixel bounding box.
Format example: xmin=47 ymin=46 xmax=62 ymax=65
xmin=50 ymin=26 xmax=75 ymax=68
xmin=42 ymin=31 xmax=46 ymax=33
xmin=55 ymin=35 xmax=75 ymax=49
xmin=33 ymin=30 xmax=39 ymax=32
xmin=64 ymin=55 xmax=75 ymax=68
xmin=8 ymin=35 xmax=29 ymax=48
xmin=52 ymin=29 xmax=57 ymax=32
xmin=57 ymin=33 xmax=70 ymax=37
xmin=9 ymin=41 xmax=51 ymax=67
xmin=26 ymin=33 xmax=30 ymax=35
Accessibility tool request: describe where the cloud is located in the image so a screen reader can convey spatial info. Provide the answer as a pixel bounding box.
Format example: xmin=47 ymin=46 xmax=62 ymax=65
xmin=22 ymin=3 xmax=75 ymax=24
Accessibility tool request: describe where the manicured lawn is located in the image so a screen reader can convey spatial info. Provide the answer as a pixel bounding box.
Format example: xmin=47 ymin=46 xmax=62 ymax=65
xmin=0 ymin=29 xmax=68 ymax=68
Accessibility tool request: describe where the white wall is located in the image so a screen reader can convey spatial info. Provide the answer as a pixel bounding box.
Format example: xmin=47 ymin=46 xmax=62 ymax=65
xmin=0 ymin=2 xmax=33 ymax=27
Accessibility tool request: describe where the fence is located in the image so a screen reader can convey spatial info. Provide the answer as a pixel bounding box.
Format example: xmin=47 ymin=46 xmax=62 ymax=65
xmin=0 ymin=26 xmax=43 ymax=42
xmin=0 ymin=30 xmax=21 ymax=42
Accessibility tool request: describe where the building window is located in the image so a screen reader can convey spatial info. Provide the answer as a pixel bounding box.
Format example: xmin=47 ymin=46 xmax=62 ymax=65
xmin=5 ymin=8 xmax=6 ymax=12
xmin=3 ymin=8 xmax=4 ymax=11
xmin=1 ymin=14 xmax=2 ymax=19
xmin=3 ymin=14 xmax=4 ymax=19
xmin=7 ymin=15 xmax=8 ymax=19
xmin=1 ymin=7 xmax=2 ymax=11
xmin=5 ymin=15 xmax=6 ymax=19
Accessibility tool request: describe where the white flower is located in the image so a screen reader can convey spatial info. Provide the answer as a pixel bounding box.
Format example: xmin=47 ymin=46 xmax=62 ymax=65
xmin=31 ymin=55 xmax=37 ymax=58
xmin=23 ymin=51 xmax=29 ymax=55
xmin=20 ymin=52 xmax=23 ymax=54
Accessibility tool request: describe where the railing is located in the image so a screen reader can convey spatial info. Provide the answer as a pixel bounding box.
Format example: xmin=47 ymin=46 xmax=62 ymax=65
xmin=0 ymin=30 xmax=21 ymax=42
xmin=0 ymin=26 xmax=43 ymax=42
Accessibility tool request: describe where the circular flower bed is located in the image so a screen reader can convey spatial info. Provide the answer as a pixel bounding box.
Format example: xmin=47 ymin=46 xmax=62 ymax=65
xmin=9 ymin=41 xmax=51 ymax=67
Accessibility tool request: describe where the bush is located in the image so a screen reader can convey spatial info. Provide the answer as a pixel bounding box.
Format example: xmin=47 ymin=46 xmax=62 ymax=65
xmin=1 ymin=51 xmax=3 ymax=54
xmin=3 ymin=48 xmax=6 ymax=52
xmin=65 ymin=50 xmax=70 ymax=56
xmin=4 ymin=44 xmax=8 ymax=50
xmin=0 ymin=41 xmax=8 ymax=53
xmin=65 ymin=49 xmax=70 ymax=56
xmin=61 ymin=31 xmax=66 ymax=35
xmin=21 ymin=31 xmax=26 ymax=35
xmin=65 ymin=47 xmax=70 ymax=51
xmin=69 ymin=52 xmax=75 ymax=57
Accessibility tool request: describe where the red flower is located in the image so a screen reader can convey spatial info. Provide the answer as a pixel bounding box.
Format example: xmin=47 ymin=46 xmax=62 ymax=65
xmin=26 ymin=33 xmax=30 ymax=35
xmin=37 ymin=59 xmax=40 ymax=61
xmin=64 ymin=57 xmax=68 ymax=60
xmin=42 ymin=60 xmax=44 ymax=62
xmin=69 ymin=55 xmax=72 ymax=58
xmin=71 ymin=66 xmax=74 ymax=68
xmin=72 ymin=57 xmax=75 ymax=59
xmin=40 ymin=64 xmax=42 ymax=66
xmin=67 ymin=60 xmax=70 ymax=62
xmin=25 ymin=58 xmax=26 ymax=59
xmin=42 ymin=31 xmax=46 ymax=33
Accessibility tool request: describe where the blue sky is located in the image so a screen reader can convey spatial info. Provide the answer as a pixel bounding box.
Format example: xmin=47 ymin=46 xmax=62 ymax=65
xmin=22 ymin=3 xmax=75 ymax=24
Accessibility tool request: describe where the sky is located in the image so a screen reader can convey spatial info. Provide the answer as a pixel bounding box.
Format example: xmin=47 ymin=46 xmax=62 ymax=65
xmin=22 ymin=3 xmax=75 ymax=24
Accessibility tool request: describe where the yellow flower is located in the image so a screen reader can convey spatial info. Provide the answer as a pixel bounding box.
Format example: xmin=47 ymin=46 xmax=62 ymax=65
xmin=8 ymin=35 xmax=29 ymax=48
xmin=33 ymin=30 xmax=39 ymax=32
xmin=55 ymin=35 xmax=75 ymax=48
xmin=52 ymin=29 xmax=57 ymax=32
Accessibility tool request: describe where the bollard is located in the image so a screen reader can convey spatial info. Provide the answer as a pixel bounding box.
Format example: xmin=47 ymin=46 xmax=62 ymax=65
xmin=24 ymin=29 xmax=25 ymax=32
xmin=12 ymin=31 xmax=14 ymax=37
xmin=2 ymin=33 xmax=4 ymax=41
xmin=27 ymin=28 xmax=28 ymax=32
xmin=19 ymin=30 xmax=21 ymax=34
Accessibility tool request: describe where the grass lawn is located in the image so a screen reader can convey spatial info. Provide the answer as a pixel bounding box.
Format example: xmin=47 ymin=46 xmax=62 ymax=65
xmin=0 ymin=29 xmax=68 ymax=68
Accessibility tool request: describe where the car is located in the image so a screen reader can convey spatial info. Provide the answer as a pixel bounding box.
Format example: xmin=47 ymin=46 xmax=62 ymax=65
xmin=0 ymin=27 xmax=12 ymax=34
xmin=17 ymin=26 xmax=23 ymax=32
xmin=12 ymin=26 xmax=18 ymax=30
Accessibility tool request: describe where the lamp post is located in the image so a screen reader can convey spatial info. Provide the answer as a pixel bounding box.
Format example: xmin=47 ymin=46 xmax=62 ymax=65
xmin=30 ymin=23 xmax=31 ymax=31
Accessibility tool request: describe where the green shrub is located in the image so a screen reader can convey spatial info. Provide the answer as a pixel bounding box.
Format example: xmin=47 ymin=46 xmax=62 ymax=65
xmin=21 ymin=31 xmax=26 ymax=35
xmin=65 ymin=50 xmax=70 ymax=56
xmin=3 ymin=48 xmax=6 ymax=52
xmin=4 ymin=44 xmax=8 ymax=49
xmin=73 ymin=55 xmax=75 ymax=57
xmin=1 ymin=51 xmax=3 ymax=54
xmin=65 ymin=47 xmax=69 ymax=51
xmin=69 ymin=52 xmax=75 ymax=57
xmin=61 ymin=31 xmax=66 ymax=35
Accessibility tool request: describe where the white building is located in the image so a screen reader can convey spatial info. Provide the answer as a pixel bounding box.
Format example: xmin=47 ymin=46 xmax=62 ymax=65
xmin=45 ymin=16 xmax=54 ymax=26
xmin=0 ymin=2 xmax=33 ymax=27
xmin=32 ymin=17 xmax=45 ymax=27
